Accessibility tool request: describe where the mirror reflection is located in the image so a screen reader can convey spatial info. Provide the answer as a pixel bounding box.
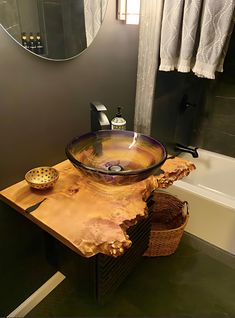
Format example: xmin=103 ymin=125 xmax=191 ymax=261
xmin=0 ymin=0 xmax=108 ymax=60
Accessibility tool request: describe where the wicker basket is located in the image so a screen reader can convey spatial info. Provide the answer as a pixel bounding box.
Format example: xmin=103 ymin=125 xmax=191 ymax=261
xmin=144 ymin=192 xmax=189 ymax=257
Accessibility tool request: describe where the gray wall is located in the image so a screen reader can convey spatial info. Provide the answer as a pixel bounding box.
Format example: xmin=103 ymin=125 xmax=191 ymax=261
xmin=0 ymin=0 xmax=139 ymax=314
xmin=0 ymin=0 xmax=139 ymax=190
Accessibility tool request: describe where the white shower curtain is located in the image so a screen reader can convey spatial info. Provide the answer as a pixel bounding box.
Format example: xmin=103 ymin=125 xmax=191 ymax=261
xmin=159 ymin=0 xmax=235 ymax=79
xmin=84 ymin=0 xmax=108 ymax=47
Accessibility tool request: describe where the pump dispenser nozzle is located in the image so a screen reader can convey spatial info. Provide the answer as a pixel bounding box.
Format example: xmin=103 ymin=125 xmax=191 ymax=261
xmin=116 ymin=107 xmax=122 ymax=117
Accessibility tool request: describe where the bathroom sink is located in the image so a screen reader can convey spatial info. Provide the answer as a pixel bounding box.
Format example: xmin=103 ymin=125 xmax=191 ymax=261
xmin=65 ymin=130 xmax=167 ymax=186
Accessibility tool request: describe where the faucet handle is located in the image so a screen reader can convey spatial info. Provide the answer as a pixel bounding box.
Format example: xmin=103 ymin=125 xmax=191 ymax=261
xmin=90 ymin=101 xmax=107 ymax=112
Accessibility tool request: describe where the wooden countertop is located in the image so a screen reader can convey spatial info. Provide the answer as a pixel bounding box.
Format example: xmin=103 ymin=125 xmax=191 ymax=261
xmin=0 ymin=158 xmax=195 ymax=258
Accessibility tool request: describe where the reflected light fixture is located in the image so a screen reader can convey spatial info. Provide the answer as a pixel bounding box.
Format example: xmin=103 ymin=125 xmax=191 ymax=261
xmin=117 ymin=0 xmax=140 ymax=25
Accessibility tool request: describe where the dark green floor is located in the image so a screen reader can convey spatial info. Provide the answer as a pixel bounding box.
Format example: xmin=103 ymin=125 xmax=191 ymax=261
xmin=26 ymin=233 xmax=235 ymax=317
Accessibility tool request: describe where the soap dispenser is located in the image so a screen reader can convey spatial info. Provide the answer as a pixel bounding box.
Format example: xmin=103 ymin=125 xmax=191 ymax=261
xmin=111 ymin=107 xmax=126 ymax=130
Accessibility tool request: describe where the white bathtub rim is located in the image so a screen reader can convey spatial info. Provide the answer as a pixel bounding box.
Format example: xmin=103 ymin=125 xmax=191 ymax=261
xmin=180 ymin=147 xmax=235 ymax=162
xmin=179 ymin=148 xmax=235 ymax=198
xmin=173 ymin=180 xmax=235 ymax=210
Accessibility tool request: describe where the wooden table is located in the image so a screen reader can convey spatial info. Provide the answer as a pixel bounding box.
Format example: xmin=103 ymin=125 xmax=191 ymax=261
xmin=0 ymin=157 xmax=195 ymax=302
xmin=0 ymin=158 xmax=195 ymax=258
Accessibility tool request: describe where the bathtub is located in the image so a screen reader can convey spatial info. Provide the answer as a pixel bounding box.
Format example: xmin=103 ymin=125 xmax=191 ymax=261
xmin=167 ymin=148 xmax=235 ymax=255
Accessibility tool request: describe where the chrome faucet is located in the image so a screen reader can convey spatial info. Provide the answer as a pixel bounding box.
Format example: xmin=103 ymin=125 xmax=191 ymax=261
xmin=175 ymin=143 xmax=199 ymax=158
xmin=90 ymin=101 xmax=110 ymax=132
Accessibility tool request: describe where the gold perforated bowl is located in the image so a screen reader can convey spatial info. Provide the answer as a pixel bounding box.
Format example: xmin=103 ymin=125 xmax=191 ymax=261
xmin=25 ymin=167 xmax=59 ymax=190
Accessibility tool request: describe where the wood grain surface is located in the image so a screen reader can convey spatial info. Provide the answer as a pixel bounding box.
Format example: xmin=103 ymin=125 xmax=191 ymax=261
xmin=0 ymin=157 xmax=195 ymax=257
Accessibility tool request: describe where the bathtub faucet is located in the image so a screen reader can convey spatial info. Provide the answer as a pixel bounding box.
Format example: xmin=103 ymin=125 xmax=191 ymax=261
xmin=90 ymin=101 xmax=110 ymax=132
xmin=175 ymin=143 xmax=199 ymax=158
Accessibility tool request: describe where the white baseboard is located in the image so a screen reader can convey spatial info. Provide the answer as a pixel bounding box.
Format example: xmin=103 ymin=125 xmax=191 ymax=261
xmin=7 ymin=271 xmax=65 ymax=318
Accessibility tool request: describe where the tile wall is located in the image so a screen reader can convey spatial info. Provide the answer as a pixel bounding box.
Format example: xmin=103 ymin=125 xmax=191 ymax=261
xmin=152 ymin=30 xmax=235 ymax=158
xmin=191 ymin=30 xmax=235 ymax=157
xmin=0 ymin=0 xmax=21 ymax=42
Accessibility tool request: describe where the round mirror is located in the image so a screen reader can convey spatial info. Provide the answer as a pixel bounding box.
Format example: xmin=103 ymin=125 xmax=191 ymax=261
xmin=0 ymin=0 xmax=109 ymax=61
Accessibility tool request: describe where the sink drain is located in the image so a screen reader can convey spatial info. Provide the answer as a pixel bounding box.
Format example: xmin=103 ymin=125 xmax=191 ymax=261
xmin=108 ymin=165 xmax=123 ymax=172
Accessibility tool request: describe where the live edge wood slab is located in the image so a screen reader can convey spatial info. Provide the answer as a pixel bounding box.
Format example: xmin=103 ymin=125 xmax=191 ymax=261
xmin=0 ymin=157 xmax=195 ymax=258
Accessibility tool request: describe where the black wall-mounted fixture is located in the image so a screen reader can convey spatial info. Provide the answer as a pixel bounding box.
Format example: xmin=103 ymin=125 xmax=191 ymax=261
xmin=180 ymin=94 xmax=197 ymax=113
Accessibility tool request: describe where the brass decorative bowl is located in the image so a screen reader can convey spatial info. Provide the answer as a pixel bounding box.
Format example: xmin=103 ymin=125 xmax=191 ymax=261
xmin=66 ymin=130 xmax=167 ymax=186
xmin=25 ymin=167 xmax=59 ymax=189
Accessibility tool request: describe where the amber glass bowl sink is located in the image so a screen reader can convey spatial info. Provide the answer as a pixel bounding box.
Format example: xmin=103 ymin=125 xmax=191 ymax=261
xmin=65 ymin=130 xmax=167 ymax=186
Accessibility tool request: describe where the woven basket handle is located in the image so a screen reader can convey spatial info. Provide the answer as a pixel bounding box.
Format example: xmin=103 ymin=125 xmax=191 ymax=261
xmin=182 ymin=201 xmax=189 ymax=218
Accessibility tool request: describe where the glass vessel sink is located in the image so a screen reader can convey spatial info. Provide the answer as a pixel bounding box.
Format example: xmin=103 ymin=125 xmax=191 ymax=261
xmin=65 ymin=130 xmax=167 ymax=186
